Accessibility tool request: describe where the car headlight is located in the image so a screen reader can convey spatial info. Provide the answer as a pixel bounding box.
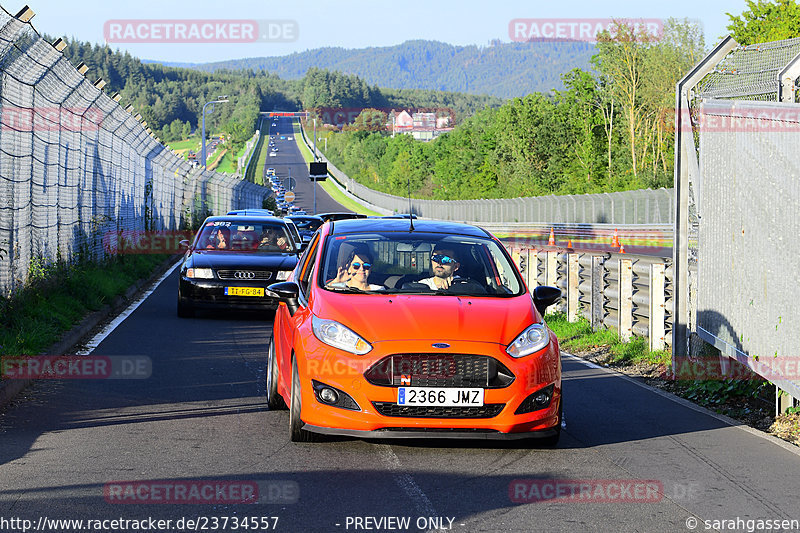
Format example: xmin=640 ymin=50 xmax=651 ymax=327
xmin=506 ymin=323 xmax=550 ymax=358
xmin=186 ymin=268 xmax=213 ymax=279
xmin=275 ymin=270 xmax=292 ymax=281
xmin=312 ymin=315 xmax=372 ymax=355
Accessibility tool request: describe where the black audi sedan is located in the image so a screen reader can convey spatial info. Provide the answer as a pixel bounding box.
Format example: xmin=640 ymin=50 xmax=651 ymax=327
xmin=177 ymin=216 xmax=300 ymax=317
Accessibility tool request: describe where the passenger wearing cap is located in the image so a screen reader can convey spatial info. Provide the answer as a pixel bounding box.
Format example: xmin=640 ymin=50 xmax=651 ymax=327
xmin=419 ymin=246 xmax=460 ymax=290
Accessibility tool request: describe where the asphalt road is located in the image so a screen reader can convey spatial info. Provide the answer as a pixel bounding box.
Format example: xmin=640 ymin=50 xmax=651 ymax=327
xmin=1 ymin=265 xmax=800 ymax=533
xmin=263 ymin=116 xmax=349 ymax=216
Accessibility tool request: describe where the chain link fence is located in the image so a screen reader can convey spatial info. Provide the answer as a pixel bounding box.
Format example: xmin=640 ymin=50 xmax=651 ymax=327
xmin=0 ymin=9 xmax=268 ymax=295
xmin=676 ymin=35 xmax=800 ymax=410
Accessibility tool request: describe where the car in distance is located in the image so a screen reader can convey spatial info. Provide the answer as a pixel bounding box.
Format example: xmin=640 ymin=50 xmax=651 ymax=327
xmin=267 ymin=219 xmax=563 ymax=443
xmin=177 ymin=216 xmax=300 ymax=317
xmin=228 ymin=209 xmax=275 ymax=216
xmin=283 ymin=218 xmax=304 ymax=250
xmin=316 ymin=212 xmax=368 ymax=223
xmin=286 ymin=214 xmax=324 ymax=243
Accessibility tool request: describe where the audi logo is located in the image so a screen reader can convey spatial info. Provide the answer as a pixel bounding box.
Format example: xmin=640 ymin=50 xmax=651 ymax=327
xmin=233 ymin=271 xmax=256 ymax=279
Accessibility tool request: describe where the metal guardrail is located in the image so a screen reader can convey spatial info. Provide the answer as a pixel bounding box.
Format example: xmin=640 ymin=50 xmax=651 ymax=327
xmin=502 ymin=244 xmax=673 ymax=350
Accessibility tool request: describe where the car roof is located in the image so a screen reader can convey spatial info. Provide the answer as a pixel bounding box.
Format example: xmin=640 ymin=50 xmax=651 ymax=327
xmin=204 ymin=215 xmax=287 ymax=225
xmin=317 ymin=212 xmax=368 ymax=221
xmin=327 ymin=218 xmax=491 ymax=237
xmin=286 ymin=215 xmax=323 ymax=221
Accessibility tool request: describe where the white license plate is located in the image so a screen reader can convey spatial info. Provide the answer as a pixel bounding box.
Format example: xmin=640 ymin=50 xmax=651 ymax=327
xmin=397 ymin=387 xmax=484 ymax=406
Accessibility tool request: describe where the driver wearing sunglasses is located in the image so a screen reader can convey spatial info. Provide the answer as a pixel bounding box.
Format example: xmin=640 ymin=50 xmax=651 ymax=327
xmin=326 ymin=247 xmax=384 ymax=291
xmin=419 ymin=246 xmax=461 ymax=290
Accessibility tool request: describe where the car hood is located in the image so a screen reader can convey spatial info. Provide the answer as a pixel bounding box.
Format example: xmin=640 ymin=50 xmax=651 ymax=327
xmin=314 ymin=293 xmax=538 ymax=345
xmin=185 ymin=250 xmax=297 ymax=270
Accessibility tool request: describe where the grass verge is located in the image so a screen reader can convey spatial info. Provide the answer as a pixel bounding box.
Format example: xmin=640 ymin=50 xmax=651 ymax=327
xmin=292 ymin=121 xmax=382 ymax=216
xmin=545 ymin=312 xmax=669 ymax=366
xmin=0 ymin=254 xmax=172 ymax=360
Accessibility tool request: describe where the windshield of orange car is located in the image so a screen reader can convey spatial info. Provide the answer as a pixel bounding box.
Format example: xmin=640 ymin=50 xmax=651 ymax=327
xmin=195 ymin=221 xmax=295 ymax=252
xmin=318 ymin=233 xmax=524 ymax=296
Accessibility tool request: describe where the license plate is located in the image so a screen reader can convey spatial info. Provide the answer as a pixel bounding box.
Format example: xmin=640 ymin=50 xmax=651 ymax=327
xmin=224 ymin=287 xmax=264 ymax=297
xmin=397 ymin=387 xmax=484 ymax=406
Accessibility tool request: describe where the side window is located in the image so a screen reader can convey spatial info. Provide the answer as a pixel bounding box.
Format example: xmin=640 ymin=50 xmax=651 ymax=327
xmin=297 ymin=234 xmax=320 ymax=295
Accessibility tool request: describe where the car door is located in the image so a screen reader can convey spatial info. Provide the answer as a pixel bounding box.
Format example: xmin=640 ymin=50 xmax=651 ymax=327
xmin=275 ymin=232 xmax=321 ymax=395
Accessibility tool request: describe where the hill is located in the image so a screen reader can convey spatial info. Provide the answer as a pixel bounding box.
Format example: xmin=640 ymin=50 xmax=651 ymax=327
xmin=151 ymin=39 xmax=597 ymax=98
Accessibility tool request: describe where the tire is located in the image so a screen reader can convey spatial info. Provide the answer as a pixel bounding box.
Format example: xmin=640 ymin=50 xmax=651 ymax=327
xmin=266 ymin=336 xmax=287 ymax=410
xmin=539 ymin=398 xmax=562 ymax=447
xmin=289 ymin=357 xmax=317 ymax=442
xmin=177 ymin=296 xmax=194 ymax=318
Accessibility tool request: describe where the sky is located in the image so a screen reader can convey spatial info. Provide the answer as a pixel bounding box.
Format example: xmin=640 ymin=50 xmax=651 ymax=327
xmin=4 ymin=0 xmax=749 ymax=63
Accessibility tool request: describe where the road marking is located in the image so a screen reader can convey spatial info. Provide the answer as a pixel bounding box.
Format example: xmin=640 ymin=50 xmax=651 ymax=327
xmin=77 ymin=261 xmax=181 ymax=355
xmin=564 ymin=352 xmax=800 ymax=457
xmin=377 ymin=445 xmax=439 ymax=521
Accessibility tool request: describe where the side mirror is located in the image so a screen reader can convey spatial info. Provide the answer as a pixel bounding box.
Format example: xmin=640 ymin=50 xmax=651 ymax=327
xmin=179 ymin=239 xmax=190 ymax=249
xmin=268 ymin=281 xmax=300 ymax=316
xmin=533 ymin=286 xmax=561 ymax=317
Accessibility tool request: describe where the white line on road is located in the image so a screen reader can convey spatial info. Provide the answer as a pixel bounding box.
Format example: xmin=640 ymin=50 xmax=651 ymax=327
xmin=77 ymin=261 xmax=181 ymax=355
xmin=377 ymin=445 xmax=439 ymax=521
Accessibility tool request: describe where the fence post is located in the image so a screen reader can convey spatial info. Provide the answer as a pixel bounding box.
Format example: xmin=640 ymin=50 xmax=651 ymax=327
xmin=527 ymin=249 xmax=539 ymax=290
xmin=649 ymin=262 xmax=666 ymax=351
xmin=618 ymin=258 xmax=633 ymax=341
xmin=568 ymin=253 xmax=579 ymax=322
xmin=546 ymin=251 xmax=557 ymax=287
xmin=591 ymin=256 xmax=604 ymax=330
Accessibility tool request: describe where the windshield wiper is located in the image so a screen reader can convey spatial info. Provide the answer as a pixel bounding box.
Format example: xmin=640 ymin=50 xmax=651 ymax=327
xmin=327 ymin=285 xmax=368 ymax=293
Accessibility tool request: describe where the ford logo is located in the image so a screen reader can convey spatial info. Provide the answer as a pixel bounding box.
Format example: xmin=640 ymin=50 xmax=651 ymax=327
xmin=431 ymin=343 xmax=450 ymax=349
xmin=234 ymin=271 xmax=255 ymax=279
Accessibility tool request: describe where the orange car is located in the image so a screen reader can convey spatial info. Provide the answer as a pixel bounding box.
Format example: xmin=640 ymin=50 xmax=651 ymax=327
xmin=267 ymin=218 xmax=563 ymax=444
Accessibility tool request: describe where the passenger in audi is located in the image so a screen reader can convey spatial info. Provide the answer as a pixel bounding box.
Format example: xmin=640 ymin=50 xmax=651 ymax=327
xmin=207 ymin=227 xmax=230 ymax=250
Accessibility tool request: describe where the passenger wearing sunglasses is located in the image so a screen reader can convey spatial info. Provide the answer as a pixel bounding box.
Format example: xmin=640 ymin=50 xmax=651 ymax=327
xmin=327 ymin=247 xmax=383 ymax=291
xmin=419 ymin=247 xmax=461 ymax=290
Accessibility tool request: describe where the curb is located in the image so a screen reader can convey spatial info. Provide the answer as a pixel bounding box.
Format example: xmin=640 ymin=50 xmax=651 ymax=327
xmin=0 ymin=255 xmax=181 ymax=409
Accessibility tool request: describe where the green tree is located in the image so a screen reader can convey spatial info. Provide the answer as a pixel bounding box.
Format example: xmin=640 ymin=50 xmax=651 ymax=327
xmin=727 ymin=0 xmax=800 ymax=45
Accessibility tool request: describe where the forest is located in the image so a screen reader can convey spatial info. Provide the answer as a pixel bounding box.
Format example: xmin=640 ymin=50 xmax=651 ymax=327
xmin=308 ymin=19 xmax=706 ymax=199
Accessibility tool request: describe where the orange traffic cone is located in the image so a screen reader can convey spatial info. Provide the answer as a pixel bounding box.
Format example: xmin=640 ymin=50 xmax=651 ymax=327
xmin=567 ymin=238 xmax=573 ymax=248
xmin=612 ymin=228 xmax=620 ymax=248
xmin=548 ymin=227 xmax=555 ymax=246
xmin=619 ymin=241 xmax=626 ymax=254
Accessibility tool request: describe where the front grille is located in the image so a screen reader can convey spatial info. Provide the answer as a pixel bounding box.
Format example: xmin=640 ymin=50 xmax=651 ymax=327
xmin=217 ymin=270 xmax=273 ymax=280
xmin=372 ymin=402 xmax=505 ymax=418
xmin=364 ymin=354 xmax=515 ymax=388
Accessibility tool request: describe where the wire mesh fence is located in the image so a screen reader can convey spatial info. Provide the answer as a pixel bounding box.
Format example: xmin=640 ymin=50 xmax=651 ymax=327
xmin=0 ymin=9 xmax=268 ymax=296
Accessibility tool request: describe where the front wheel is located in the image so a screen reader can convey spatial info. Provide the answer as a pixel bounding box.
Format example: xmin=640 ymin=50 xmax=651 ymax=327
xmin=289 ymin=357 xmax=317 ymax=442
xmin=177 ymin=296 xmax=194 ymax=318
xmin=266 ymin=336 xmax=286 ymax=410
